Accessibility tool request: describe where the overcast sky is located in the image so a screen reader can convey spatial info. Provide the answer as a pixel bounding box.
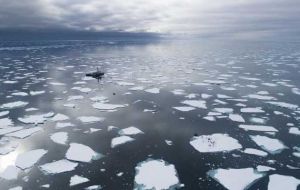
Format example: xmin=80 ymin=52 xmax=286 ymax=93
xmin=0 ymin=0 xmax=299 ymax=40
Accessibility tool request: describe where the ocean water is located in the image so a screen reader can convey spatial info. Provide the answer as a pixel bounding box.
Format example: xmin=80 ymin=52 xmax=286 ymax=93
xmin=0 ymin=39 xmax=299 ymax=190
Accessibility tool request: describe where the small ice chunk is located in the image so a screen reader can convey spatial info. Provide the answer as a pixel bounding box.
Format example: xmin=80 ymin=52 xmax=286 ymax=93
xmin=239 ymin=125 xmax=278 ymax=132
xmin=93 ymin=103 xmax=126 ymax=110
xmin=51 ymin=113 xmax=69 ymax=121
xmin=241 ymin=107 xmax=264 ymax=113
xmin=243 ymin=148 xmax=268 ymax=157
xmin=78 ymin=116 xmax=104 ymax=123
xmin=145 ymin=88 xmax=160 ymax=94
xmin=134 ymin=159 xmax=180 ymax=190
xmin=207 ymin=168 xmax=265 ymax=190
xmin=214 ymin=108 xmax=233 ymax=113
xmin=0 ymin=101 xmax=28 ymax=109
xmin=39 ymin=159 xmax=78 ymax=174
xmin=117 ymin=82 xmax=135 ymax=86
xmin=50 ymin=132 xmax=68 ymax=145
xmin=85 ymin=185 xmax=102 ymax=190
xmin=268 ymin=174 xmax=300 ymax=190
xmin=119 ymin=127 xmax=144 ymax=136
xmin=250 ymin=135 xmax=287 ymax=154
xmin=173 ymin=106 xmax=195 ymax=112
xmin=190 ymin=134 xmax=242 ymax=153
xmin=30 ymin=91 xmax=45 ymax=96
xmin=16 ymin=149 xmax=48 ymax=169
xmin=70 ymin=175 xmax=89 ymax=186
xmin=181 ymin=100 xmax=207 ymax=109
xmin=66 ymin=143 xmax=100 ymax=163
xmin=256 ymin=165 xmax=275 ymax=172
xmin=229 ymin=114 xmax=245 ymax=123
xmin=289 ymin=127 xmax=300 ymax=135
xmin=56 ymin=122 xmax=74 ymax=128
xmin=111 ymin=136 xmax=134 ymax=148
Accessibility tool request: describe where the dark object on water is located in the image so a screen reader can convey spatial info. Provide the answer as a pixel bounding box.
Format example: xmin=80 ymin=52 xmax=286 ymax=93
xmin=86 ymin=67 xmax=104 ymax=82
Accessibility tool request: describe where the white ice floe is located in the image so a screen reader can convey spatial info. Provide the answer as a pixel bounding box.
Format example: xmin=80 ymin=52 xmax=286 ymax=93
xmin=241 ymin=107 xmax=265 ymax=113
xmin=250 ymin=135 xmax=287 ymax=154
xmin=207 ymin=168 xmax=265 ymax=190
xmin=243 ymin=148 xmax=268 ymax=157
xmin=67 ymin=95 xmax=84 ymax=101
xmin=134 ymin=159 xmax=180 ymax=190
xmin=5 ymin=127 xmax=42 ymax=139
xmin=268 ymin=174 xmax=300 ymax=190
xmin=56 ymin=122 xmax=74 ymax=128
xmin=181 ymin=100 xmax=207 ymax=109
xmin=144 ymin=88 xmax=160 ymax=94
xmin=0 ymin=166 xmax=19 ymax=180
xmin=0 ymin=101 xmax=28 ymax=109
xmin=0 ymin=127 xmax=23 ymax=136
xmin=250 ymin=117 xmax=266 ymax=124
xmin=90 ymin=96 xmax=108 ymax=102
xmin=85 ymin=185 xmax=102 ymax=190
xmin=190 ymin=134 xmax=242 ymax=153
xmin=72 ymin=87 xmax=92 ymax=93
xmin=289 ymin=127 xmax=300 ymax=135
xmin=16 ymin=149 xmax=47 ymax=169
xmin=238 ymin=125 xmax=278 ymax=132
xmin=78 ymin=116 xmax=104 ymax=123
xmin=51 ymin=113 xmax=69 ymax=121
xmin=0 ymin=110 xmax=9 ymax=117
xmin=117 ymin=81 xmax=135 ymax=86
xmin=0 ymin=118 xmax=14 ymax=128
xmin=39 ymin=159 xmax=78 ymax=174
xmin=203 ymin=80 xmax=226 ymax=84
xmin=229 ymin=114 xmax=245 ymax=123
xmin=118 ymin=127 xmax=144 ymax=136
xmin=292 ymin=88 xmax=300 ymax=95
xmin=267 ymin=101 xmax=298 ymax=110
xmin=256 ymin=165 xmax=275 ymax=172
xmin=173 ymin=106 xmax=195 ymax=112
xmin=129 ymin=86 xmax=145 ymax=91
xmin=214 ymin=108 xmax=233 ymax=113
xmin=50 ymin=132 xmax=68 ymax=145
xmin=70 ymin=175 xmax=89 ymax=186
xmin=9 ymin=186 xmax=22 ymax=190
xmin=66 ymin=143 xmax=100 ymax=163
xmin=11 ymin=92 xmax=28 ymax=96
xmin=246 ymin=94 xmax=276 ymax=100
xmin=92 ymin=103 xmax=126 ymax=111
xmin=18 ymin=113 xmax=53 ymax=125
xmin=111 ymin=136 xmax=135 ymax=148
xmin=49 ymin=82 xmax=65 ymax=86
xmin=30 ymin=91 xmax=45 ymax=96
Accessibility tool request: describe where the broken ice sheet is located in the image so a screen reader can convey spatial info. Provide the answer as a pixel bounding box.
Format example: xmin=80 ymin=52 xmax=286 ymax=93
xmin=15 ymin=149 xmax=47 ymax=170
xmin=18 ymin=112 xmax=54 ymax=125
xmin=207 ymin=168 xmax=265 ymax=190
xmin=70 ymin=175 xmax=89 ymax=186
xmin=229 ymin=114 xmax=245 ymax=123
xmin=111 ymin=136 xmax=135 ymax=148
xmin=118 ymin=126 xmax=144 ymax=136
xmin=51 ymin=113 xmax=69 ymax=121
xmin=5 ymin=127 xmax=42 ymax=139
xmin=0 ymin=101 xmax=28 ymax=109
xmin=66 ymin=143 xmax=101 ymax=162
xmin=78 ymin=116 xmax=104 ymax=123
xmin=50 ymin=132 xmax=68 ymax=145
xmin=238 ymin=125 xmax=278 ymax=132
xmin=190 ymin=134 xmax=242 ymax=153
xmin=134 ymin=159 xmax=181 ymax=190
xmin=0 ymin=165 xmax=19 ymax=180
xmin=250 ymin=135 xmax=287 ymax=154
xmin=39 ymin=159 xmax=78 ymax=174
xmin=268 ymin=174 xmax=300 ymax=190
xmin=181 ymin=100 xmax=207 ymax=109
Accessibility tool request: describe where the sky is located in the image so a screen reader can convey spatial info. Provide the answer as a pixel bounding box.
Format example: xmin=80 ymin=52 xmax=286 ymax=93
xmin=0 ymin=0 xmax=299 ymax=40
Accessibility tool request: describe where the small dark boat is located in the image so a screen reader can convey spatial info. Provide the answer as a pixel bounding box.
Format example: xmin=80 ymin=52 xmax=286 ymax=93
xmin=86 ymin=67 xmax=104 ymax=82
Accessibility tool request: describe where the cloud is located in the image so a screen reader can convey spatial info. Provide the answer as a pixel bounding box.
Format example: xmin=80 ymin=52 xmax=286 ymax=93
xmin=0 ymin=0 xmax=299 ymax=40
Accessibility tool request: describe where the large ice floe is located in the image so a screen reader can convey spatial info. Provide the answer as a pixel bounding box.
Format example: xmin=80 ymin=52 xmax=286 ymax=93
xmin=66 ymin=143 xmax=101 ymax=162
xmin=190 ymin=134 xmax=242 ymax=153
xmin=268 ymin=174 xmax=300 ymax=190
xmin=15 ymin=149 xmax=47 ymax=169
xmin=238 ymin=125 xmax=278 ymax=132
xmin=39 ymin=159 xmax=78 ymax=174
xmin=70 ymin=175 xmax=90 ymax=186
xmin=134 ymin=159 xmax=181 ymax=190
xmin=118 ymin=126 xmax=144 ymax=136
xmin=111 ymin=136 xmax=135 ymax=148
xmin=0 ymin=101 xmax=28 ymax=109
xmin=250 ymin=135 xmax=287 ymax=154
xmin=50 ymin=132 xmax=68 ymax=145
xmin=207 ymin=168 xmax=265 ymax=190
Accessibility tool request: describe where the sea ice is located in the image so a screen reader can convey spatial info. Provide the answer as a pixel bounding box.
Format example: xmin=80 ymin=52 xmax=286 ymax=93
xmin=190 ymin=134 xmax=242 ymax=153
xmin=134 ymin=159 xmax=180 ymax=190
xmin=268 ymin=174 xmax=300 ymax=190
xmin=173 ymin=106 xmax=195 ymax=112
xmin=0 ymin=101 xmax=28 ymax=109
xmin=78 ymin=116 xmax=104 ymax=123
xmin=181 ymin=100 xmax=207 ymax=109
xmin=243 ymin=148 xmax=268 ymax=157
xmin=238 ymin=125 xmax=278 ymax=132
xmin=70 ymin=175 xmax=89 ymax=186
xmin=250 ymin=135 xmax=287 ymax=154
xmin=145 ymin=88 xmax=160 ymax=94
xmin=0 ymin=166 xmax=19 ymax=180
xmin=111 ymin=136 xmax=134 ymax=148
xmin=16 ymin=149 xmax=47 ymax=169
xmin=92 ymin=103 xmax=126 ymax=110
xmin=0 ymin=118 xmax=14 ymax=128
xmin=50 ymin=132 xmax=68 ymax=145
xmin=118 ymin=127 xmax=144 ymax=136
xmin=5 ymin=127 xmax=42 ymax=139
xmin=207 ymin=168 xmax=265 ymax=190
xmin=66 ymin=143 xmax=100 ymax=162
xmin=229 ymin=114 xmax=245 ymax=122
xmin=241 ymin=107 xmax=264 ymax=113
xmin=39 ymin=159 xmax=78 ymax=174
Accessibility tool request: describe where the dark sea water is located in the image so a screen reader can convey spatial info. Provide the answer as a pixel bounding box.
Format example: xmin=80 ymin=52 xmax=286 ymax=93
xmin=0 ymin=39 xmax=299 ymax=190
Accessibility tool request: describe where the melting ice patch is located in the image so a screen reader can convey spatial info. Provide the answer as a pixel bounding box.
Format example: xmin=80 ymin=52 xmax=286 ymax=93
xmin=39 ymin=159 xmax=78 ymax=174
xmin=207 ymin=168 xmax=265 ymax=190
xmin=16 ymin=149 xmax=47 ymax=170
xmin=268 ymin=174 xmax=300 ymax=190
xmin=134 ymin=159 xmax=180 ymax=190
xmin=181 ymin=100 xmax=207 ymax=109
xmin=250 ymin=135 xmax=287 ymax=154
xmin=111 ymin=136 xmax=135 ymax=148
xmin=78 ymin=116 xmax=104 ymax=123
xmin=118 ymin=127 xmax=144 ymax=136
xmin=190 ymin=134 xmax=242 ymax=153
xmin=0 ymin=101 xmax=28 ymax=109
xmin=50 ymin=132 xmax=68 ymax=145
xmin=66 ymin=143 xmax=100 ymax=163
